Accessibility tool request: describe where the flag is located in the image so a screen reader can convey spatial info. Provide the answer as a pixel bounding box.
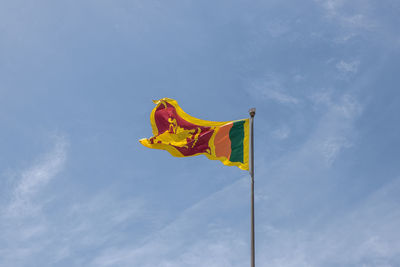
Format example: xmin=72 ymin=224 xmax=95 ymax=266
xmin=139 ymin=98 xmax=249 ymax=170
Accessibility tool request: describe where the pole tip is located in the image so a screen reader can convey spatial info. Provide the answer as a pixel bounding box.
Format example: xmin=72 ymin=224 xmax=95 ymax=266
xmin=249 ymin=108 xmax=256 ymax=117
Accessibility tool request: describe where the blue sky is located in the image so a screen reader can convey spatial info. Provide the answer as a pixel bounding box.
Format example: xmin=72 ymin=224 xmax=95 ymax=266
xmin=1 ymin=0 xmax=400 ymax=266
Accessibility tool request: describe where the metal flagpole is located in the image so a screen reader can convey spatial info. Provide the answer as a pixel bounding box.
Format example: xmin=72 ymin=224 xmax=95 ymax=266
xmin=249 ymin=108 xmax=256 ymax=267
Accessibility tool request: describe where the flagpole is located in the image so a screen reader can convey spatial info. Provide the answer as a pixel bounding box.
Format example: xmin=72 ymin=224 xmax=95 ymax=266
xmin=249 ymin=108 xmax=256 ymax=267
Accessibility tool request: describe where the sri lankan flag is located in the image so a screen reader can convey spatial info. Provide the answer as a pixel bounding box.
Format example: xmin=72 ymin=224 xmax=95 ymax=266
xmin=139 ymin=98 xmax=249 ymax=170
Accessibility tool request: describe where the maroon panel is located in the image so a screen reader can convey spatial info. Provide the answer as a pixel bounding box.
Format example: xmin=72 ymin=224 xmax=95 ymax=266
xmin=174 ymin=129 xmax=214 ymax=156
xmin=152 ymin=102 xmax=214 ymax=156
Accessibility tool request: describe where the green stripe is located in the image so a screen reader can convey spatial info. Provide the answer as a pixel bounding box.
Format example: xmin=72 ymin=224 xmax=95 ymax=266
xmin=229 ymin=120 xmax=245 ymax=163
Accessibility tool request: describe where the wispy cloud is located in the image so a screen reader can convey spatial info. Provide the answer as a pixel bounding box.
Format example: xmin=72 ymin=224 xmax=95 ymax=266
xmin=309 ymin=93 xmax=361 ymax=166
xmin=0 ymin=135 xmax=148 ymax=266
xmin=264 ymin=89 xmax=299 ymax=105
xmin=0 ymin=135 xmax=68 ymax=266
xmin=271 ymin=125 xmax=291 ymax=140
xmin=90 ymin=178 xmax=250 ymax=267
xmin=5 ymin=136 xmax=68 ymax=218
xmin=256 ymin=176 xmax=400 ymax=266
xmin=336 ymin=60 xmax=360 ymax=74
xmin=249 ymin=75 xmax=299 ymax=105
xmin=315 ymin=0 xmax=376 ymax=31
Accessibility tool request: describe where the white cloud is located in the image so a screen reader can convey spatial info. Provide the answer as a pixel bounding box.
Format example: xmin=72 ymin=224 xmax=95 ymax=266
xmin=306 ymin=93 xmax=362 ymax=166
xmin=315 ymin=0 xmax=377 ymax=39
xmin=258 ymin=177 xmax=400 ymax=266
xmin=264 ymin=89 xmax=299 ymax=104
xmin=336 ymin=60 xmax=360 ymax=74
xmin=5 ymin=136 xmax=68 ymax=218
xmin=90 ymin=178 xmax=250 ymax=267
xmin=320 ymin=0 xmax=344 ymax=16
xmin=320 ymin=136 xmax=351 ymax=165
xmin=333 ymin=32 xmax=356 ymax=43
xmin=0 ymin=136 xmax=149 ymax=266
xmin=272 ymin=126 xmax=291 ymax=140
xmin=0 ymin=136 xmax=68 ymax=266
xmin=250 ymin=75 xmax=299 ymax=105
xmin=309 ymin=90 xmax=333 ymax=107
xmin=266 ymin=20 xmax=290 ymax=38
xmin=313 ymin=94 xmax=361 ymax=165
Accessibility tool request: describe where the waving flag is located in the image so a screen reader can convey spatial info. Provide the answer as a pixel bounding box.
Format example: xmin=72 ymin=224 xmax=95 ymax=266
xmin=139 ymin=98 xmax=249 ymax=170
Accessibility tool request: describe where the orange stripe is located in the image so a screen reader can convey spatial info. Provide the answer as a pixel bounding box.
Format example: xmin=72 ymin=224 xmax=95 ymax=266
xmin=214 ymin=123 xmax=233 ymax=158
